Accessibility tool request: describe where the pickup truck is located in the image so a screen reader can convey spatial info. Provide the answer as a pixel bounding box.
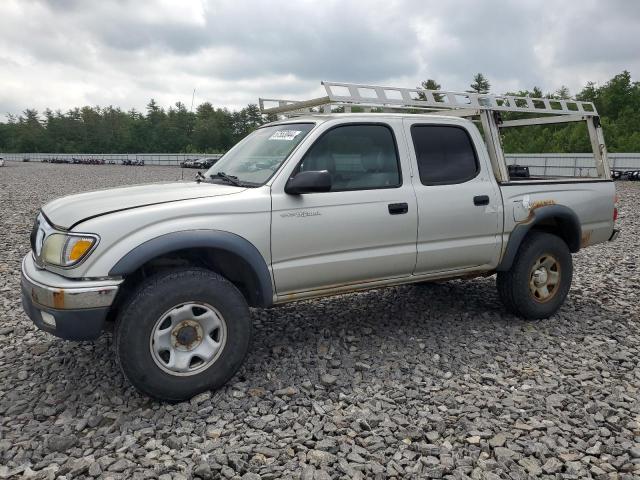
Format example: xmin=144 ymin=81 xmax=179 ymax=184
xmin=21 ymin=82 xmax=619 ymax=401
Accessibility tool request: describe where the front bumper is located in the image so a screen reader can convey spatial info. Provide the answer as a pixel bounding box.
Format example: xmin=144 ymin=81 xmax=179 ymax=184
xmin=20 ymin=254 xmax=122 ymax=340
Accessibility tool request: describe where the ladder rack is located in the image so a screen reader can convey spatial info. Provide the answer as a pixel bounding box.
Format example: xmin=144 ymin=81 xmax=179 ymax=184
xmin=258 ymin=81 xmax=608 ymax=183
xmin=259 ymin=81 xmax=598 ymax=117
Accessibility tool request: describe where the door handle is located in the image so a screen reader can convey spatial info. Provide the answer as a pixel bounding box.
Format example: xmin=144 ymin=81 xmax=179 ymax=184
xmin=473 ymin=195 xmax=490 ymax=206
xmin=388 ymin=202 xmax=408 ymax=215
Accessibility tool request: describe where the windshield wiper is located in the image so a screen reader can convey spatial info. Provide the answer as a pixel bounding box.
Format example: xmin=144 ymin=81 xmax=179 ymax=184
xmin=209 ymin=171 xmax=243 ymax=187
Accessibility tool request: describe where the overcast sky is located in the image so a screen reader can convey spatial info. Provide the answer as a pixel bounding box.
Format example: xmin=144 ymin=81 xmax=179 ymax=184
xmin=0 ymin=0 xmax=638 ymax=119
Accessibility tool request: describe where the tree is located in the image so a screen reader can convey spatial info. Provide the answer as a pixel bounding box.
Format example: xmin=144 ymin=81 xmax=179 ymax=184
xmin=554 ymin=86 xmax=571 ymax=99
xmin=468 ymin=73 xmax=491 ymax=94
xmin=165 ymin=102 xmax=194 ymax=152
xmin=417 ymin=79 xmax=443 ymax=101
xmin=418 ymin=79 xmax=442 ymax=92
xmin=231 ymin=104 xmax=265 ymax=141
xmin=576 ymin=81 xmax=598 ymax=103
xmin=15 ymin=109 xmax=47 ymax=152
xmin=193 ymin=102 xmax=232 ymax=152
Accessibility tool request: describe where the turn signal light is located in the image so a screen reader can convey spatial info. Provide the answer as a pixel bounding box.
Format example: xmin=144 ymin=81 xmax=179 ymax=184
xmin=69 ymin=239 xmax=94 ymax=261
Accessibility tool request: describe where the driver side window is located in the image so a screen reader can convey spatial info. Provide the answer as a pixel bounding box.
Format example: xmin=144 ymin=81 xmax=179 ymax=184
xmin=297 ymin=124 xmax=401 ymax=191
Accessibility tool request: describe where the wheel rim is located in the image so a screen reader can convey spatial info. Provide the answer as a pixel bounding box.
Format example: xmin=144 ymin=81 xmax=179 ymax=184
xmin=529 ymin=253 xmax=561 ymax=303
xmin=149 ymin=302 xmax=227 ymax=376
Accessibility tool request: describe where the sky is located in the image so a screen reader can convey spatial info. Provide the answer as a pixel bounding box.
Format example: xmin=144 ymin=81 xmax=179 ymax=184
xmin=0 ymin=0 xmax=639 ymax=119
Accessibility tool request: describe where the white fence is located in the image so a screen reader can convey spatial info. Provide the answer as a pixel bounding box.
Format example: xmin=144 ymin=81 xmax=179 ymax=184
xmin=507 ymin=153 xmax=640 ymax=178
xmin=2 ymin=152 xmax=640 ymax=174
xmin=0 ymin=152 xmax=222 ymax=166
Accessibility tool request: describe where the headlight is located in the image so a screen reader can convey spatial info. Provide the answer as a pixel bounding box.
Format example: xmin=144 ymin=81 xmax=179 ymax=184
xmin=41 ymin=233 xmax=98 ymax=267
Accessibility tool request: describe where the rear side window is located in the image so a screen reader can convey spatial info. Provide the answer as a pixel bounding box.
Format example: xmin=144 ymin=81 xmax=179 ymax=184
xmin=411 ymin=125 xmax=479 ymax=185
xmin=298 ymin=124 xmax=401 ymax=191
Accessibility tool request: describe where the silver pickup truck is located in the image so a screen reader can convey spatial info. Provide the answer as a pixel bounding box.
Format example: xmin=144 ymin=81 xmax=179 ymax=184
xmin=21 ymin=82 xmax=619 ymax=401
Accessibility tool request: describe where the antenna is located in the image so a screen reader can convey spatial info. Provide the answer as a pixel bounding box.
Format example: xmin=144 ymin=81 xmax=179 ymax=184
xmin=190 ymin=89 xmax=196 ymax=112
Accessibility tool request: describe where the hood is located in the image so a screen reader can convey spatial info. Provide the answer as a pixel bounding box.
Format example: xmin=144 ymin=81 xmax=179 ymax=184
xmin=42 ymin=181 xmax=244 ymax=229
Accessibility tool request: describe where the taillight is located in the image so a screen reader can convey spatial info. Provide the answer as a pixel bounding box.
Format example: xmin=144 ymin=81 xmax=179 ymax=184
xmin=613 ymin=194 xmax=619 ymax=221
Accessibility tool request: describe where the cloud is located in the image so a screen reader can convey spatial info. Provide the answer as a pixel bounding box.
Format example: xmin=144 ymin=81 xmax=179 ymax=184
xmin=0 ymin=0 xmax=639 ymax=119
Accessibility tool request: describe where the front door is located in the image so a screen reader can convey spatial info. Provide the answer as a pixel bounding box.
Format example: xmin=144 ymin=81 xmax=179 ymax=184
xmin=271 ymin=121 xmax=418 ymax=295
xmin=404 ymin=120 xmax=502 ymax=274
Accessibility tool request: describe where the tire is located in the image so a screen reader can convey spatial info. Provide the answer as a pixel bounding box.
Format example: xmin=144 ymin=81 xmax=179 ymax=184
xmin=496 ymin=231 xmax=572 ymax=319
xmin=115 ymin=268 xmax=251 ymax=402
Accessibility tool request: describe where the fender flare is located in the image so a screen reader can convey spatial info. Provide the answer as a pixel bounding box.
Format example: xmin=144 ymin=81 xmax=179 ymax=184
xmin=497 ymin=205 xmax=581 ymax=272
xmin=108 ymin=230 xmax=273 ymax=307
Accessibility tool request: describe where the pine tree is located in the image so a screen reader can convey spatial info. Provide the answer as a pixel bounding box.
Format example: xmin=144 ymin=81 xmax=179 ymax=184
xmin=468 ymin=73 xmax=491 ymax=94
xmin=417 ymin=79 xmax=443 ymax=101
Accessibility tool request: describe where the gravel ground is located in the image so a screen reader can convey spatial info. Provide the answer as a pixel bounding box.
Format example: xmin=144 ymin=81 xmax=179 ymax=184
xmin=0 ymin=161 xmax=639 ymax=480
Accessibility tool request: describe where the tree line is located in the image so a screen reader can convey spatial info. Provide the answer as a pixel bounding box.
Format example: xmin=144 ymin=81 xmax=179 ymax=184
xmin=0 ymin=71 xmax=639 ymax=154
xmin=0 ymin=101 xmax=265 ymax=154
xmin=421 ymin=71 xmax=640 ymax=153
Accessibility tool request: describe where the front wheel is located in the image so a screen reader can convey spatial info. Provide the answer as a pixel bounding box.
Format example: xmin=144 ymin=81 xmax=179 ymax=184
xmin=496 ymin=231 xmax=573 ymax=319
xmin=115 ymin=268 xmax=251 ymax=402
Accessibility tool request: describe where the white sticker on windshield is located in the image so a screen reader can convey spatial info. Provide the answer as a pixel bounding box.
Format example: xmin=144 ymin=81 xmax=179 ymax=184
xmin=269 ymin=130 xmax=302 ymax=141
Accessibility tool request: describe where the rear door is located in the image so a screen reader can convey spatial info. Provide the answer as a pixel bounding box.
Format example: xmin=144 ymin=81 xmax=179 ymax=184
xmin=270 ymin=119 xmax=418 ymax=295
xmin=404 ymin=119 xmax=502 ymax=273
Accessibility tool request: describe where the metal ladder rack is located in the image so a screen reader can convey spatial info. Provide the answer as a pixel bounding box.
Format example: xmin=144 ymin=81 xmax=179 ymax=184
xmin=258 ymin=81 xmax=608 ymax=183
xmin=259 ymin=81 xmax=598 ymax=117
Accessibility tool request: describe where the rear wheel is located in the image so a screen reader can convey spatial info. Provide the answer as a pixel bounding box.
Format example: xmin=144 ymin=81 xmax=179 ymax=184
xmin=115 ymin=268 xmax=251 ymax=402
xmin=497 ymin=231 xmax=572 ymax=319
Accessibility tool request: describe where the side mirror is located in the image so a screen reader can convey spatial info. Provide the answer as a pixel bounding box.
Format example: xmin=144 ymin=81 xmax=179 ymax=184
xmin=285 ymin=170 xmax=332 ymax=194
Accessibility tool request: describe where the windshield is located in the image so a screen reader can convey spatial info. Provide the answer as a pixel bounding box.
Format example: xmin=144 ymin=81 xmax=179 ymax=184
xmin=205 ymin=123 xmax=314 ymax=185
